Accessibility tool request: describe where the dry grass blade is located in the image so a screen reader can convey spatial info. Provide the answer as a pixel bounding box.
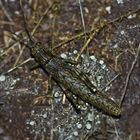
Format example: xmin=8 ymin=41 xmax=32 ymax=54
xmin=119 ymin=44 xmax=140 ymax=107
xmin=3 ymin=58 xmax=32 ymax=75
xmin=0 ymin=0 xmax=13 ymax=21
xmin=75 ymin=22 xmax=106 ymax=62
xmin=78 ymin=0 xmax=87 ymax=41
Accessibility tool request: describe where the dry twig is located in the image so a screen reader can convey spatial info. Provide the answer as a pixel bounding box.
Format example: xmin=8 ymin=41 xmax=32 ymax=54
xmin=119 ymin=44 xmax=140 ymax=107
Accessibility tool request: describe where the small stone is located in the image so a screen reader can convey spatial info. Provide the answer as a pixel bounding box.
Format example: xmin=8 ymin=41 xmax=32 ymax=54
xmin=101 ymin=64 xmax=106 ymax=69
xmin=31 ymin=110 xmax=35 ymax=114
xmin=16 ymin=78 xmax=20 ymax=81
xmin=105 ymin=86 xmax=110 ymax=91
xmin=106 ymin=68 xmax=109 ymax=71
xmin=0 ymin=75 xmax=6 ymax=82
xmin=96 ymin=120 xmax=101 ymax=125
xmin=68 ymin=52 xmax=72 ymax=56
xmin=90 ymin=55 xmax=97 ymax=62
xmin=29 ymin=121 xmax=35 ymax=126
xmin=42 ymin=114 xmax=47 ymax=118
xmin=73 ymin=131 xmax=78 ymax=136
xmin=105 ymin=6 xmax=111 ymax=14
xmin=99 ymin=60 xmax=104 ymax=65
xmin=112 ymin=43 xmax=118 ymax=48
xmin=129 ymin=40 xmax=132 ymax=44
xmin=97 ymin=76 xmax=102 ymax=81
xmin=54 ymin=91 xmax=60 ymax=98
xmin=120 ymin=30 xmax=125 ymax=35
xmin=0 ymin=48 xmax=4 ymax=53
xmin=86 ymin=122 xmax=92 ymax=130
xmin=93 ymin=88 xmax=96 ymax=92
xmin=6 ymin=91 xmax=10 ymax=95
xmin=87 ymin=113 xmax=93 ymax=121
xmin=116 ymin=0 xmax=124 ymax=5
xmin=77 ymin=123 xmax=82 ymax=129
xmin=9 ymin=119 xmax=12 ymax=123
xmin=127 ymin=14 xmax=136 ymax=19
xmin=73 ymin=50 xmax=78 ymax=54
xmin=11 ymin=79 xmax=17 ymax=86
xmin=60 ymin=53 xmax=67 ymax=59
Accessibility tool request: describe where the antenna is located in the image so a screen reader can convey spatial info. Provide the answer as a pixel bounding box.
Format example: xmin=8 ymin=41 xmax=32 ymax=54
xmin=19 ymin=0 xmax=35 ymax=47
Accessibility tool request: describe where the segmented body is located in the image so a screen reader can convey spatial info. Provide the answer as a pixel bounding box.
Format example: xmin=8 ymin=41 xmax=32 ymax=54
xmin=30 ymin=44 xmax=121 ymax=116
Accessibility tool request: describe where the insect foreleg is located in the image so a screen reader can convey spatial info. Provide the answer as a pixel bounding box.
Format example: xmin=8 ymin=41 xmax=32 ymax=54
xmin=53 ymin=78 xmax=81 ymax=114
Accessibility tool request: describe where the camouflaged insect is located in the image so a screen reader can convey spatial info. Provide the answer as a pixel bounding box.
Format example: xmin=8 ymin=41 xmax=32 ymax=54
xmin=22 ymin=36 xmax=121 ymax=117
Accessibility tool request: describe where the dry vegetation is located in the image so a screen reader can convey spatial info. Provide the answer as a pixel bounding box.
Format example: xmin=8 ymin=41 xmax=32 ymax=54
xmin=0 ymin=0 xmax=140 ymax=139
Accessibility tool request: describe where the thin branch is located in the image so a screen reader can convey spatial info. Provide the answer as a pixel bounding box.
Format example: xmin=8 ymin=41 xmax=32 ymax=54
xmin=112 ymin=118 xmax=121 ymax=140
xmin=0 ymin=20 xmax=15 ymax=25
xmin=101 ymin=73 xmax=121 ymax=91
xmin=52 ymin=30 xmax=90 ymax=50
xmin=0 ymin=0 xmax=13 ymax=22
xmin=31 ymin=1 xmax=56 ymax=36
xmin=119 ymin=44 xmax=140 ymax=107
xmin=75 ymin=22 xmax=106 ymax=61
xmin=78 ymin=0 xmax=87 ymax=41
xmin=3 ymin=58 xmax=32 ymax=75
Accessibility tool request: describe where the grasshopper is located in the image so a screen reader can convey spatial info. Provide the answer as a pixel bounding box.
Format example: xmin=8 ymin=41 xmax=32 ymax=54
xmin=10 ymin=1 xmax=122 ymax=117
xmin=12 ymin=28 xmax=121 ymax=117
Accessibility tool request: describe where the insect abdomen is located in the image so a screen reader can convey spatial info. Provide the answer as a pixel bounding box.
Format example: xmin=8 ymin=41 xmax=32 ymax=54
xmin=45 ymin=59 xmax=121 ymax=116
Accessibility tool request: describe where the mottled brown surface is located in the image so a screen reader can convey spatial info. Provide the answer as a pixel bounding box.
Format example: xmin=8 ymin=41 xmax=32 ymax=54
xmin=0 ymin=0 xmax=140 ymax=140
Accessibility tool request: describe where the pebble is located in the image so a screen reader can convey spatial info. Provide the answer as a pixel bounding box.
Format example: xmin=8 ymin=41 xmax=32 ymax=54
xmin=60 ymin=53 xmax=67 ymax=59
xmin=116 ymin=0 xmax=124 ymax=5
xmin=0 ymin=75 xmax=6 ymax=82
xmin=112 ymin=43 xmax=118 ymax=49
xmin=105 ymin=6 xmax=111 ymax=14
xmin=29 ymin=121 xmax=35 ymax=126
xmin=90 ymin=55 xmax=96 ymax=61
xmin=99 ymin=60 xmax=104 ymax=65
xmin=73 ymin=131 xmax=78 ymax=136
xmin=42 ymin=113 xmax=47 ymax=118
xmin=101 ymin=64 xmax=106 ymax=69
xmin=120 ymin=30 xmax=125 ymax=35
xmin=54 ymin=91 xmax=60 ymax=98
xmin=73 ymin=50 xmax=78 ymax=54
xmin=77 ymin=123 xmax=82 ymax=129
xmin=87 ymin=113 xmax=93 ymax=121
xmin=86 ymin=122 xmax=92 ymax=130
